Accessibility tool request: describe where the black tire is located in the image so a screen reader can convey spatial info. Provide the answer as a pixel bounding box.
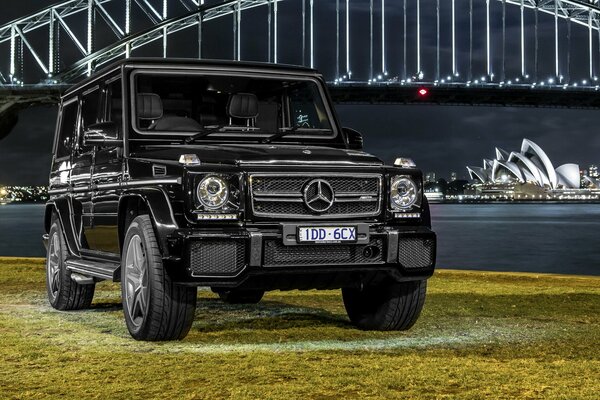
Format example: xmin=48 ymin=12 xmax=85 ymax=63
xmin=46 ymin=214 xmax=95 ymax=310
xmin=217 ymin=289 xmax=265 ymax=304
xmin=121 ymin=215 xmax=197 ymax=341
xmin=342 ymin=280 xmax=427 ymax=331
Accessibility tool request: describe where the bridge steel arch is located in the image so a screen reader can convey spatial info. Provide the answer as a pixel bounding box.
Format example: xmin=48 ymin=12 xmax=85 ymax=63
xmin=3 ymin=1 xmax=600 ymax=104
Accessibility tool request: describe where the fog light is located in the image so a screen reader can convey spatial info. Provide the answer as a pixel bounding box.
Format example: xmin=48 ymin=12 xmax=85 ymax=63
xmin=394 ymin=212 xmax=421 ymax=219
xmin=197 ymin=213 xmax=238 ymax=220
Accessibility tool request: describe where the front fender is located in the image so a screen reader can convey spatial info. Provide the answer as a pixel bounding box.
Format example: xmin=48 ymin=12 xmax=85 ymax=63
xmin=118 ymin=188 xmax=179 ymax=257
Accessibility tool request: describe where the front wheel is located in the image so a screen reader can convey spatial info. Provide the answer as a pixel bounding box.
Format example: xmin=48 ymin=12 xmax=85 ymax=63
xmin=121 ymin=215 xmax=197 ymax=341
xmin=342 ymin=280 xmax=427 ymax=331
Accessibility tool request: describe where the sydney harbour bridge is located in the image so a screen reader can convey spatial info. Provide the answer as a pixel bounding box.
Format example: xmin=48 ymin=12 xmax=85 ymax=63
xmin=2 ymin=0 xmax=600 ymax=132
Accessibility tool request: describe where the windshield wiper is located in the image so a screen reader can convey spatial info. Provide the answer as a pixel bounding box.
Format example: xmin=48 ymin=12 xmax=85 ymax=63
xmin=184 ymin=125 xmax=225 ymax=144
xmin=261 ymin=126 xmax=302 ymax=144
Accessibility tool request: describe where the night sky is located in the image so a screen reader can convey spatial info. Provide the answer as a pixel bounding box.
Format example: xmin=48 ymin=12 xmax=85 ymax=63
xmin=1 ymin=1 xmax=600 ymax=185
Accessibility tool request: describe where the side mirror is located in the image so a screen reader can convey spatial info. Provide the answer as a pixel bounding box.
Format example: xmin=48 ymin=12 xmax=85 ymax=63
xmin=83 ymin=122 xmax=122 ymax=148
xmin=343 ymin=127 xmax=363 ymax=150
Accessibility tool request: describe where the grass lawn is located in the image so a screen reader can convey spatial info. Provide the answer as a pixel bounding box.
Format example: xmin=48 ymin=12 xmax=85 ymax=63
xmin=0 ymin=258 xmax=598 ymax=399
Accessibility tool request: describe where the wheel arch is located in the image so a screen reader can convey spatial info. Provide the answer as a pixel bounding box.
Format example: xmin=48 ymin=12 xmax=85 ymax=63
xmin=118 ymin=188 xmax=179 ymax=257
xmin=44 ymin=198 xmax=81 ymax=257
xmin=421 ymin=196 xmax=432 ymax=229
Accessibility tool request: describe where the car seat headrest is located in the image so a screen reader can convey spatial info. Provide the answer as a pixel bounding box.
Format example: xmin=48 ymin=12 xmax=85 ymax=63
xmin=228 ymin=93 xmax=259 ymax=119
xmin=137 ymin=93 xmax=163 ymax=120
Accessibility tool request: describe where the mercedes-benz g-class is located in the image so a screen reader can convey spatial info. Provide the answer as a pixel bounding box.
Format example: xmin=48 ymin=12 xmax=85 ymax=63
xmin=44 ymin=59 xmax=436 ymax=341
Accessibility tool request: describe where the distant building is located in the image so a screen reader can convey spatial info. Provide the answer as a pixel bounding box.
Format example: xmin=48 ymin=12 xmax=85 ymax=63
xmin=465 ymin=139 xmax=600 ymax=200
xmin=450 ymin=172 xmax=458 ymax=182
xmin=425 ymin=172 xmax=436 ymax=183
xmin=589 ymin=165 xmax=599 ymax=179
xmin=467 ymin=138 xmax=580 ymax=189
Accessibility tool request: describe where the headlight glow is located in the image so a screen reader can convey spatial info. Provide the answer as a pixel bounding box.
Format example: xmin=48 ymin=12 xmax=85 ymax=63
xmin=197 ymin=176 xmax=229 ymax=210
xmin=390 ymin=176 xmax=418 ymax=209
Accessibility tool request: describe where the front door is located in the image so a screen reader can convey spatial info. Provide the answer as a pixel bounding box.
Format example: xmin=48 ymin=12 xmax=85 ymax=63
xmin=86 ymin=77 xmax=124 ymax=255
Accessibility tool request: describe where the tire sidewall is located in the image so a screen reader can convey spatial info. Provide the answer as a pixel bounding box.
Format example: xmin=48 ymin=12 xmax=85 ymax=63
xmin=46 ymin=219 xmax=67 ymax=309
xmin=121 ymin=216 xmax=158 ymax=339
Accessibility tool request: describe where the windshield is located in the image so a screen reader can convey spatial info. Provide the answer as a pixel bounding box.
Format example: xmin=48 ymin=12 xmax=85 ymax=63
xmin=131 ymin=71 xmax=336 ymax=142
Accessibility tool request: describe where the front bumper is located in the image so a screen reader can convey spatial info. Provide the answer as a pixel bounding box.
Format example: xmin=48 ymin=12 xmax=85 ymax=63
xmin=165 ymin=224 xmax=436 ymax=289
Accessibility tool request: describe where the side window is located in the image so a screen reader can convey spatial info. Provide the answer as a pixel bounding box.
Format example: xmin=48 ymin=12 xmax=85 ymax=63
xmin=56 ymin=101 xmax=78 ymax=159
xmin=106 ymin=79 xmax=123 ymax=135
xmin=80 ymin=89 xmax=101 ymax=151
xmin=81 ymin=89 xmax=101 ymax=130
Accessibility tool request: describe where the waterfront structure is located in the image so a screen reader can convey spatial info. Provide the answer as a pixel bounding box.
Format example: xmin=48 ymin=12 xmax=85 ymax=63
xmin=466 ymin=139 xmax=600 ymax=201
xmin=4 ymin=0 xmax=600 ymax=112
xmin=467 ymin=139 xmax=581 ymax=189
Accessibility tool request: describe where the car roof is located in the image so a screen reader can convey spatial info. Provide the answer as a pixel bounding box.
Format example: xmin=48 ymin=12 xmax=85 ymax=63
xmin=64 ymin=58 xmax=320 ymax=97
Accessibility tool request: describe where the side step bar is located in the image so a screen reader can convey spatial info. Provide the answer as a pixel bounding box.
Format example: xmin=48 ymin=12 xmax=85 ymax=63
xmin=66 ymin=259 xmax=120 ymax=282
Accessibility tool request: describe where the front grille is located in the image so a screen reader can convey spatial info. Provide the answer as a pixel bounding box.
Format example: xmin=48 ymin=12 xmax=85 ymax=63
xmin=188 ymin=240 xmax=246 ymax=277
xmin=263 ymin=238 xmax=384 ymax=267
xmin=250 ymin=174 xmax=382 ymax=219
xmin=397 ymin=238 xmax=435 ymax=269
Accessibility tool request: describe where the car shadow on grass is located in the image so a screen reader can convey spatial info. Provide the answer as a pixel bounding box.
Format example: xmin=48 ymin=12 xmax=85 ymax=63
xmin=192 ymin=297 xmax=353 ymax=333
xmin=83 ymin=295 xmax=353 ymax=334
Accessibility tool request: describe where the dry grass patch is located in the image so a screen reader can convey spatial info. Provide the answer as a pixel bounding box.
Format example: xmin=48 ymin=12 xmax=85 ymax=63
xmin=0 ymin=258 xmax=598 ymax=399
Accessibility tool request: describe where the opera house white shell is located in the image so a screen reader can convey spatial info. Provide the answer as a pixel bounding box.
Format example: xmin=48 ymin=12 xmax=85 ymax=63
xmin=467 ymin=139 xmax=581 ymax=189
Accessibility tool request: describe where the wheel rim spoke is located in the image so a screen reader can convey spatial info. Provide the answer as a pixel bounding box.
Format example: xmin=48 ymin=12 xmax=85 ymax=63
xmin=124 ymin=235 xmax=148 ymax=327
xmin=47 ymin=232 xmax=61 ymax=298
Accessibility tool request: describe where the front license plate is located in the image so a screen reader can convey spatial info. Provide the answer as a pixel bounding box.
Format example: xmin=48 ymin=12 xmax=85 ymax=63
xmin=297 ymin=226 xmax=357 ymax=243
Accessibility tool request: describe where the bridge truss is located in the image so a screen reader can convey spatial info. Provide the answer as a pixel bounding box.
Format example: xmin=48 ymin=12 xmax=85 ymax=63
xmin=1 ymin=0 xmax=600 ymax=95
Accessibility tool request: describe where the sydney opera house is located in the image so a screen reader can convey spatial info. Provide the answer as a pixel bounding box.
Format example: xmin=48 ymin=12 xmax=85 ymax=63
xmin=467 ymin=139 xmax=600 ymax=198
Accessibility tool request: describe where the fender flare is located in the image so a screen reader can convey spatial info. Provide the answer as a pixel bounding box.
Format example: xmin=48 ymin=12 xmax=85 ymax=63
xmin=421 ymin=196 xmax=432 ymax=229
xmin=118 ymin=188 xmax=179 ymax=257
xmin=44 ymin=198 xmax=81 ymax=258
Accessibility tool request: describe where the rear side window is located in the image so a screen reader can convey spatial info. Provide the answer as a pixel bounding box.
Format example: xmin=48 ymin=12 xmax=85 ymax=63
xmin=56 ymin=101 xmax=78 ymax=159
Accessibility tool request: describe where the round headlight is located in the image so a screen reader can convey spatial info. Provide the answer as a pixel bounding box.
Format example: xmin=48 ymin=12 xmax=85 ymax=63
xmin=390 ymin=176 xmax=418 ymax=209
xmin=197 ymin=176 xmax=229 ymax=209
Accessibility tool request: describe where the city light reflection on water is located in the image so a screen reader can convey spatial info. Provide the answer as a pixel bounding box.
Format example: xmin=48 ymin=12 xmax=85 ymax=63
xmin=0 ymin=203 xmax=598 ymax=276
xmin=432 ymin=204 xmax=600 ymax=275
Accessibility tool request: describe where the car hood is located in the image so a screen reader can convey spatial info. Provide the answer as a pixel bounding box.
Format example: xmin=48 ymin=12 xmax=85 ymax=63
xmin=130 ymin=144 xmax=383 ymax=166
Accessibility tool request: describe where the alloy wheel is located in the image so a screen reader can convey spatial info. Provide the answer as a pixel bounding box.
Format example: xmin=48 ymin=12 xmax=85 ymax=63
xmin=46 ymin=232 xmax=61 ymax=301
xmin=124 ymin=235 xmax=149 ymax=329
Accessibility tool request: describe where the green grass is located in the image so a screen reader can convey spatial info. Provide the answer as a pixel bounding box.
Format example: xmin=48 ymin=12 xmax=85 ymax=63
xmin=0 ymin=257 xmax=599 ymax=399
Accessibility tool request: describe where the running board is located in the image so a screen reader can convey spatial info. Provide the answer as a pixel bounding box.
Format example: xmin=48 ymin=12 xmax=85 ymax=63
xmin=65 ymin=259 xmax=120 ymax=282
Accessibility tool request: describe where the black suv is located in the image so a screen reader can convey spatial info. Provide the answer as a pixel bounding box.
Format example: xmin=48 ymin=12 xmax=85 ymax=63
xmin=44 ymin=59 xmax=436 ymax=341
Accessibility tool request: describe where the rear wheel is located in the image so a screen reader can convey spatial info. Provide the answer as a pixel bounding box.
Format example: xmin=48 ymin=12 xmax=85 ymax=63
xmin=342 ymin=279 xmax=427 ymax=331
xmin=46 ymin=214 xmax=95 ymax=310
xmin=216 ymin=289 xmax=264 ymax=304
xmin=121 ymin=215 xmax=197 ymax=341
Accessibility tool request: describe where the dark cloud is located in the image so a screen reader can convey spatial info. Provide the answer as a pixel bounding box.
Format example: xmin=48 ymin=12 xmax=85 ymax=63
xmin=337 ymin=105 xmax=600 ymax=180
xmin=0 ymin=106 xmax=56 ymax=185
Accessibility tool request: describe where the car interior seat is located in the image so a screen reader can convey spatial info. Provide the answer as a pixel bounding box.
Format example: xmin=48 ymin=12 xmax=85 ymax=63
xmin=227 ymin=93 xmax=259 ymax=127
xmin=137 ymin=93 xmax=202 ymax=131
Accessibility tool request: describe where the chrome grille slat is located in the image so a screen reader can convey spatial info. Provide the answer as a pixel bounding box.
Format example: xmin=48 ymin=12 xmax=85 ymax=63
xmin=250 ymin=173 xmax=382 ymax=219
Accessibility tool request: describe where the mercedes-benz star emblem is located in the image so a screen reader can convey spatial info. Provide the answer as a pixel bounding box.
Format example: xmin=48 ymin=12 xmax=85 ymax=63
xmin=303 ymin=179 xmax=335 ymax=213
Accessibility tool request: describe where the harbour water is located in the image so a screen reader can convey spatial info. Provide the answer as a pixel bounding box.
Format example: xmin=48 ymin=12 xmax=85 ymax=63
xmin=0 ymin=203 xmax=598 ymax=275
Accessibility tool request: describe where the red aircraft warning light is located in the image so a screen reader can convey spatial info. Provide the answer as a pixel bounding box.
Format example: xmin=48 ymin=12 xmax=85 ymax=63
xmin=418 ymin=88 xmax=428 ymax=97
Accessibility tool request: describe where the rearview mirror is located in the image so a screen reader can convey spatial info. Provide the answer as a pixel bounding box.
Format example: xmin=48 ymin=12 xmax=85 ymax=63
xmin=343 ymin=127 xmax=363 ymax=150
xmin=83 ymin=122 xmax=122 ymax=148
